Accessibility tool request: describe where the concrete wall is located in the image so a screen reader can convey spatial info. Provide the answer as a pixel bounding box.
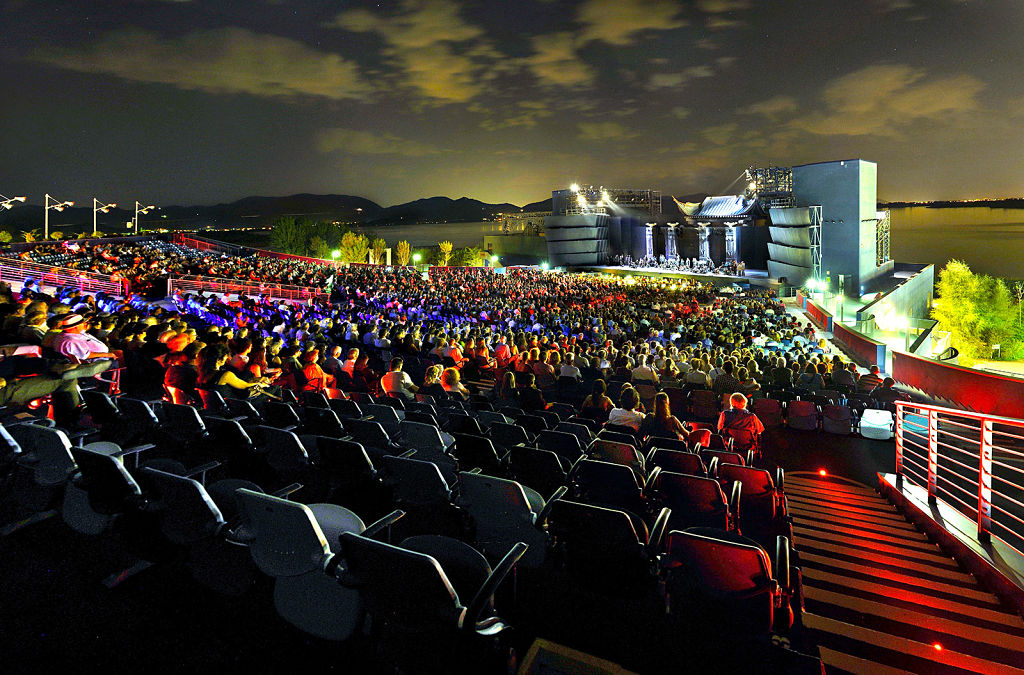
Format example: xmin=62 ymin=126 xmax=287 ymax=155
xmin=483 ymin=234 xmax=548 ymax=261
xmin=859 ymin=263 xmax=935 ymax=322
xmin=544 ymin=213 xmax=608 ymax=265
xmin=793 ymin=159 xmax=880 ymax=294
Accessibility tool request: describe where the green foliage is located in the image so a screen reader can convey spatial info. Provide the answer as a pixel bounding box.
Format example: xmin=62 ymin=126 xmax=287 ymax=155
xmin=933 ymin=260 xmax=1018 ymax=364
xmin=451 ymin=246 xmax=487 ymax=266
xmin=339 ymin=232 xmax=370 ymax=264
xmin=395 ymin=240 xmax=411 ymax=266
xmin=21 ymin=229 xmax=40 ymax=242
xmin=437 ymin=240 xmax=453 ymax=267
xmin=308 ymin=236 xmax=330 ymax=260
xmin=49 ymin=231 xmax=63 ymax=241
xmin=0 ymin=230 xmax=12 ymax=244
xmin=269 ymin=217 xmax=343 ymax=256
xmin=371 ymin=237 xmax=387 ymax=265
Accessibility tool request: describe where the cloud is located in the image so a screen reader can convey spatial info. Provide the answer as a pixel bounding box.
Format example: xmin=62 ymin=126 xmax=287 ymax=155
xmin=331 ymin=0 xmax=495 ymax=103
xmin=701 ymin=123 xmax=737 ymax=146
xmin=577 ymin=121 xmax=640 ymax=141
xmin=576 ymin=0 xmax=687 ymax=46
xmin=30 ymin=27 xmax=370 ymax=100
xmin=647 ymin=65 xmax=714 ymax=89
xmin=697 ymin=0 xmax=750 ymax=11
xmin=316 ymin=127 xmax=439 ymax=156
xmin=523 ymin=34 xmax=596 ymax=87
xmin=479 ymin=100 xmax=555 ymax=130
xmin=740 ymin=95 xmax=799 ymax=118
xmin=671 ymin=106 xmax=691 ymax=119
xmin=797 ymin=64 xmax=985 ymax=136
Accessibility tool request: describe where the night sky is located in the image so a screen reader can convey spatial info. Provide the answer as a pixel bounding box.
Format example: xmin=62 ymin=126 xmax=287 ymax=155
xmin=2 ymin=0 xmax=1022 ymax=208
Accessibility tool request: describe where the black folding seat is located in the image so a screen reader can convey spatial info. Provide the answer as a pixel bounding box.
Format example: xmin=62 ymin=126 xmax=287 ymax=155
xmin=316 ymin=437 xmax=390 ymax=517
xmin=535 ymin=429 xmax=585 ymax=464
xmin=364 ymin=403 xmax=404 ymax=435
xmin=515 ymin=413 xmax=548 ymax=436
xmin=304 ymin=406 xmax=346 ymax=438
xmin=457 ymin=471 xmax=563 ymax=567
xmin=253 ymin=425 xmax=316 ymax=488
xmin=566 ymin=415 xmax=601 ymax=434
xmin=647 ymin=448 xmax=706 ymax=477
xmin=590 ymin=439 xmax=646 ymax=481
xmin=700 ymin=449 xmax=747 ymax=473
xmin=202 ymin=415 xmax=263 ymax=480
xmin=554 ymin=421 xmax=593 ymax=447
xmin=488 ymin=421 xmax=532 ymax=448
xmin=705 ymin=433 xmax=734 ymax=451
xmin=446 ymin=414 xmax=484 ymax=436
xmin=345 ymin=418 xmax=402 ymax=461
xmin=303 ymin=391 xmax=330 ymax=409
xmin=507 ymin=445 xmax=569 ymax=498
xmin=380 ymin=455 xmax=462 ymax=538
xmin=451 ymin=433 xmax=507 ymax=475
xmin=651 ymin=471 xmax=737 ymax=532
xmin=717 ymin=463 xmax=791 ymax=548
xmin=161 ymin=403 xmax=211 ymax=452
xmin=601 ymin=424 xmax=639 ymax=443
xmin=330 ymin=398 xmax=364 ymax=420
xmin=380 ymin=394 xmax=406 ymax=411
xmin=642 ymin=435 xmax=689 ymax=453
xmin=546 ymin=402 xmax=576 ymax=421
xmin=260 ymin=401 xmax=303 ymax=430
xmin=570 ymin=459 xmax=657 ymax=529
xmin=337 ymin=532 xmax=527 ymax=674
xmin=689 ymin=390 xmax=720 ymax=422
xmin=546 ymin=498 xmax=669 ymax=594
xmin=660 ymin=529 xmax=800 ymax=636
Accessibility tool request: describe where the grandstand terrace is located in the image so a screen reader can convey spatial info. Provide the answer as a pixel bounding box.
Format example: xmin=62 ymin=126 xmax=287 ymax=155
xmin=1 ymin=236 xmax=1023 ymax=674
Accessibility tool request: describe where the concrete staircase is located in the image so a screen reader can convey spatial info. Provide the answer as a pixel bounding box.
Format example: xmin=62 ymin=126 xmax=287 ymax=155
xmin=787 ymin=472 xmax=1024 ymax=674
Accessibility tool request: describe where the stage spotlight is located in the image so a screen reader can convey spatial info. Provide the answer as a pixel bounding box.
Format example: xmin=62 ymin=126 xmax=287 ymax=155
xmin=540 ymin=262 xmax=549 ymax=271
xmin=570 ymin=183 xmax=580 ymax=193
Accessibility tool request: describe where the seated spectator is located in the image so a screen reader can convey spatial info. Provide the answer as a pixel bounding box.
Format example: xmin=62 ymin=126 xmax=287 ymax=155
xmin=441 ymin=367 xmax=469 ymax=401
xmin=52 ymin=314 xmax=121 ymax=364
xmin=638 ymin=392 xmax=687 ymax=440
xmin=607 ymin=387 xmax=645 ymax=431
xmin=870 ymin=377 xmax=907 ymax=405
xmin=717 ymin=392 xmax=765 ymax=441
xmin=164 ymin=351 xmax=199 ymax=401
xmin=197 ymin=343 xmax=273 ymax=400
xmin=419 ymin=364 xmax=447 ymax=400
xmin=795 ymin=363 xmax=825 ymax=393
xmin=831 ymin=359 xmax=857 ymax=389
xmin=631 ymin=353 xmax=659 ymax=385
xmin=301 ymin=348 xmax=335 ymax=392
xmin=738 ymin=366 xmax=761 ymax=396
xmin=341 ymin=348 xmax=359 ymax=378
xmin=580 ymin=378 xmax=613 ymax=423
xmin=491 ymin=370 xmax=517 ymax=405
xmin=713 ymin=361 xmax=740 ymax=395
xmin=381 ymin=357 xmax=419 ymax=401
xmin=516 ymin=371 xmax=547 ymax=412
xmin=857 ymin=364 xmax=883 ymax=392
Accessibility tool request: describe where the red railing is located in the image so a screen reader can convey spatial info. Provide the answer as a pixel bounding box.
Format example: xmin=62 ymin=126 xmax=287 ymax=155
xmin=167 ymin=275 xmax=329 ymax=303
xmin=0 ymin=259 xmax=126 ymax=295
xmin=832 ymin=321 xmax=887 ymax=369
xmin=893 ymin=351 xmax=1024 ymax=420
xmin=895 ymin=400 xmax=1024 ymax=557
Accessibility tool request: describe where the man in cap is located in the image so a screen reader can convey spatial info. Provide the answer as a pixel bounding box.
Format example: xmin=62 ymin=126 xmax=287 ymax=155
xmin=52 ymin=314 xmax=120 ymax=364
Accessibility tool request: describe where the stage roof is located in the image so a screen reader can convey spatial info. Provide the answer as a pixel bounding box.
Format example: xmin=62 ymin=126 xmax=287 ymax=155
xmin=692 ymin=195 xmax=762 ymax=220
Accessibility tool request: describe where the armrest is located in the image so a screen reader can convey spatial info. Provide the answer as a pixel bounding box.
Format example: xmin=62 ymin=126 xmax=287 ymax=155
xmin=463 ymin=542 xmax=528 ymax=630
xmin=644 ymin=465 xmax=662 ymax=494
xmin=183 ymin=461 xmax=221 ymax=483
xmin=534 ymin=486 xmax=568 ymax=527
xmin=729 ymin=480 xmax=742 ymax=525
xmin=398 ymin=449 xmax=417 ymax=459
xmin=649 ymin=506 xmax=671 ymax=553
xmin=707 ymin=456 xmax=719 ymax=478
xmin=775 ymin=535 xmax=791 ymax=589
xmin=271 ymin=482 xmax=303 ymax=498
xmin=776 ymin=467 xmax=785 ymax=493
xmin=115 ymin=443 xmax=156 ymax=457
xmin=360 ymin=509 xmax=405 ymax=539
xmin=467 ymin=467 xmax=483 ymax=474
xmin=746 ymin=449 xmax=755 ymax=466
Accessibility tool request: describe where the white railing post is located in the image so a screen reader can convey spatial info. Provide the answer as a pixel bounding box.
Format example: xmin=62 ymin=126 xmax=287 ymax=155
xmin=927 ymin=409 xmax=939 ymax=504
xmin=978 ymin=419 xmax=993 ymax=542
xmin=894 ymin=403 xmax=904 ymax=481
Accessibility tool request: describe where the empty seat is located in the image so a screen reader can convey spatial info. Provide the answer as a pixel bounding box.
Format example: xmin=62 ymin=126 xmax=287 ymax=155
xmin=365 ymin=403 xmax=404 ymax=435
xmin=786 ymin=400 xmax=819 ymax=431
xmin=508 ymin=445 xmax=569 ymax=497
xmin=752 ymin=398 xmax=784 ymax=428
xmin=648 ymin=448 xmax=706 ymax=477
xmin=821 ymin=404 xmax=854 ymax=435
xmin=536 ymin=429 xmax=585 ymax=464
xmin=690 ymin=390 xmax=720 ymax=421
xmin=451 ymin=433 xmax=506 ymax=475
xmin=489 ymin=422 xmax=532 ymax=448
xmin=652 ymin=472 xmax=734 ymax=532
xmin=717 ymin=463 xmax=790 ymax=547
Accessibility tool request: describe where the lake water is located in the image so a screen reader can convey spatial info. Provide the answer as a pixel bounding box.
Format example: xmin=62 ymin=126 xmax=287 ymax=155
xmin=348 ymin=208 xmax=1024 ymax=279
xmin=889 ymin=207 xmax=1024 ymax=279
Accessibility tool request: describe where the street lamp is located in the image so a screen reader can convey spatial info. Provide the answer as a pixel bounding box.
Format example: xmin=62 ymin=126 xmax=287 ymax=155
xmin=134 ymin=201 xmax=156 ymax=235
xmin=45 ymin=193 xmax=74 ymax=240
xmin=540 ymin=262 xmax=550 ymax=271
xmin=489 ymin=255 xmax=499 ymax=266
xmin=93 ymin=198 xmax=117 ymax=236
xmin=1 ymin=194 xmax=26 ymax=210
xmin=331 ymin=249 xmax=340 ymax=268
xmin=412 ymin=252 xmax=422 ymax=265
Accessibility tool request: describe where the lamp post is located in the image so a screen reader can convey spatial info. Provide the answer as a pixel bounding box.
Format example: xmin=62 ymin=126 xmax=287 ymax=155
xmin=1 ymin=194 xmax=27 ymax=210
xmin=45 ymin=193 xmax=74 ymax=240
xmin=331 ymin=249 xmax=341 ymax=269
xmin=134 ymin=201 xmax=156 ymax=235
xmin=93 ymin=198 xmax=117 ymax=236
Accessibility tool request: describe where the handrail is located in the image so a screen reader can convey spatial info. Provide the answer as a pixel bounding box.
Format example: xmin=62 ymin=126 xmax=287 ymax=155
xmin=0 ymin=260 xmax=126 ymax=295
xmin=895 ymin=400 xmax=1024 ymax=557
xmin=167 ymin=274 xmax=329 ymax=303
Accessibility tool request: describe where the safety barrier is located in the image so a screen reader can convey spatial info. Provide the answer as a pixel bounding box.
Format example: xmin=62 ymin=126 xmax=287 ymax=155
xmin=168 ymin=275 xmax=328 ymax=303
xmin=0 ymin=260 xmax=125 ymax=295
xmin=895 ymin=400 xmax=1024 ymax=557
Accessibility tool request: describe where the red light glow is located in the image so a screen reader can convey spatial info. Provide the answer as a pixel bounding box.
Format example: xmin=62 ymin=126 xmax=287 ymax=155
xmin=933 ymin=643 xmax=942 ymax=651
xmin=819 ymin=469 xmax=827 ymax=476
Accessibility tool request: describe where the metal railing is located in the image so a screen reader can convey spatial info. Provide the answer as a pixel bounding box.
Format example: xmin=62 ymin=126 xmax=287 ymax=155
xmin=0 ymin=259 xmax=126 ymax=295
xmin=896 ymin=400 xmax=1024 ymax=556
xmin=167 ymin=274 xmax=329 ymax=303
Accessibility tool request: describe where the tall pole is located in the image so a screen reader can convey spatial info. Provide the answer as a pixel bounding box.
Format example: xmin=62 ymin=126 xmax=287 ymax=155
xmin=134 ymin=201 xmax=140 ymax=235
xmin=45 ymin=193 xmax=50 ymax=241
xmin=93 ymin=198 xmax=99 ymax=236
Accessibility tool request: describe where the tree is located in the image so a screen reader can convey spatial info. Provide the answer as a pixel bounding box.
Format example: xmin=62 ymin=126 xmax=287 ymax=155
xmin=395 ymin=240 xmax=411 ymax=266
xmin=1014 ymin=281 xmax=1024 ymax=326
xmin=371 ymin=237 xmax=387 ymax=265
xmin=452 ymin=246 xmax=486 ymax=266
xmin=0 ymin=231 xmax=12 ymax=244
xmin=269 ymin=217 xmax=309 ymax=255
xmin=933 ymin=260 xmax=1016 ymax=364
xmin=338 ymin=232 xmax=370 ymax=264
xmin=21 ymin=229 xmax=40 ymax=242
xmin=438 ymin=240 xmax=453 ymax=267
xmin=49 ymin=231 xmax=63 ymax=241
xmin=308 ymin=236 xmax=330 ymax=260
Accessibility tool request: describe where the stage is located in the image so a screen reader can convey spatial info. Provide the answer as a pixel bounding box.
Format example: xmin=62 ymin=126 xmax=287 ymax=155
xmin=581 ymin=265 xmax=777 ymax=289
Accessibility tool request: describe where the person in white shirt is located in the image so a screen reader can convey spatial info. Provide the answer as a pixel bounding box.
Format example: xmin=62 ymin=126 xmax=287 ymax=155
xmin=607 ymin=387 xmax=646 ymax=431
xmin=631 ymin=354 xmax=659 ymax=385
xmin=380 ymin=357 xmax=418 ymax=400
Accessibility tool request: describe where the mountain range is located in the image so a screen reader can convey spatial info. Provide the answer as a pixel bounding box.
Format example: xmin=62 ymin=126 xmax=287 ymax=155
xmin=0 ymin=192 xmax=706 ymax=232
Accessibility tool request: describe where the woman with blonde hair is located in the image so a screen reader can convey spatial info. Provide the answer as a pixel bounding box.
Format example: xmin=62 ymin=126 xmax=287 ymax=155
xmin=419 ymin=364 xmax=446 ymax=399
xmin=441 ymin=367 xmax=469 ymax=400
